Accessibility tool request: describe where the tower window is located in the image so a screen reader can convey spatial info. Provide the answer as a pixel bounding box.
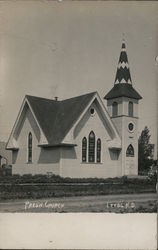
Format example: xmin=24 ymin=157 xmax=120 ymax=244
xmin=128 ymin=122 xmax=134 ymax=132
xmin=97 ymin=138 xmax=101 ymax=163
xmin=28 ymin=132 xmax=32 ymax=163
xmin=126 ymin=144 xmax=134 ymax=157
xmin=128 ymin=102 xmax=133 ymax=117
xmin=82 ymin=137 xmax=87 ymax=162
xmin=88 ymin=131 xmax=95 ymax=162
xmin=112 ymin=102 xmax=118 ymax=117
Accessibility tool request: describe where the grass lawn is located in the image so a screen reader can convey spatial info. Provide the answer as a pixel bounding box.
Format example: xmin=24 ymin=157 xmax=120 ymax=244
xmin=0 ymin=174 xmax=156 ymax=200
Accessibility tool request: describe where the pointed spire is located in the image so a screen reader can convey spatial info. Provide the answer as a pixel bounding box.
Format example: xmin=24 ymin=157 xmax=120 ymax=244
xmin=104 ymin=38 xmax=142 ymax=100
xmin=114 ymin=39 xmax=132 ymax=84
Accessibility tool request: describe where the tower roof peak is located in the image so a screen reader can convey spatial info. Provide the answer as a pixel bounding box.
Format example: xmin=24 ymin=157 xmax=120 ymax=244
xmin=121 ymin=41 xmax=126 ymax=49
xmin=114 ymin=40 xmax=132 ymax=84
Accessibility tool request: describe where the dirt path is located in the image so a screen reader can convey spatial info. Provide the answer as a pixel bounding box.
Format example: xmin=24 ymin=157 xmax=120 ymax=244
xmin=0 ymin=193 xmax=157 ymax=213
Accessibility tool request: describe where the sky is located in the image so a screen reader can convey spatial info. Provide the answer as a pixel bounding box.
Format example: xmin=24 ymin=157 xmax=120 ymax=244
xmin=0 ymin=1 xmax=157 ymax=157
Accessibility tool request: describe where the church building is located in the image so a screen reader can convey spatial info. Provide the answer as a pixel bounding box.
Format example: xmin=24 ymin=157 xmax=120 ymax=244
xmin=6 ymin=41 xmax=142 ymax=178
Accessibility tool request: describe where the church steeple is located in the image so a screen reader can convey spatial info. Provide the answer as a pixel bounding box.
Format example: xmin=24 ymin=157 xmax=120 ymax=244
xmin=114 ymin=40 xmax=132 ymax=84
xmin=104 ymin=38 xmax=142 ymax=177
xmin=104 ymin=38 xmax=142 ymax=175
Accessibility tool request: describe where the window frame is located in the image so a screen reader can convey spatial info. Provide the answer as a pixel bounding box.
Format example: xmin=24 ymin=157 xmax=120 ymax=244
xmin=126 ymin=144 xmax=134 ymax=157
xmin=128 ymin=101 xmax=133 ymax=117
xmin=112 ymin=101 xmax=118 ymax=117
xmin=88 ymin=131 xmax=95 ymax=163
xmin=27 ymin=132 xmax=33 ymax=163
xmin=82 ymin=137 xmax=87 ymax=162
xmin=96 ymin=138 xmax=101 ymax=163
xmin=128 ymin=122 xmax=135 ymax=133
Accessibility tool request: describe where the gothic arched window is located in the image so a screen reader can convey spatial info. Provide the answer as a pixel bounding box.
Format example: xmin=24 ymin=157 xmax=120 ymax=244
xmin=82 ymin=137 xmax=87 ymax=162
xmin=128 ymin=102 xmax=133 ymax=117
xmin=88 ymin=131 xmax=95 ymax=162
xmin=126 ymin=144 xmax=134 ymax=157
xmin=112 ymin=102 xmax=118 ymax=117
xmin=28 ymin=132 xmax=32 ymax=163
xmin=97 ymin=138 xmax=101 ymax=163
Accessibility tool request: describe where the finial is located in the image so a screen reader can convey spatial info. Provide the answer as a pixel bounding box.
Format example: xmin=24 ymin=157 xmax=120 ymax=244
xmin=122 ymin=33 xmax=125 ymax=42
xmin=121 ymin=33 xmax=126 ymax=50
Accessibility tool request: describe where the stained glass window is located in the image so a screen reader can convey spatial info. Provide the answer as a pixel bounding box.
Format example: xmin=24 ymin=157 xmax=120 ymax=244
xmin=97 ymin=138 xmax=101 ymax=163
xmin=88 ymin=131 xmax=95 ymax=162
xmin=82 ymin=137 xmax=87 ymax=162
xmin=28 ymin=132 xmax=32 ymax=163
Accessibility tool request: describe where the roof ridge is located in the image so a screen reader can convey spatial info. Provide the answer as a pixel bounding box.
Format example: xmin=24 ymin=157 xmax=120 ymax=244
xmin=25 ymin=94 xmax=56 ymax=102
xmin=26 ymin=91 xmax=97 ymax=103
xmin=61 ymin=91 xmax=97 ymax=102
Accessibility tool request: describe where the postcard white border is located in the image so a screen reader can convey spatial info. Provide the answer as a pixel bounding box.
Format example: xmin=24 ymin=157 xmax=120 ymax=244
xmin=0 ymin=213 xmax=157 ymax=249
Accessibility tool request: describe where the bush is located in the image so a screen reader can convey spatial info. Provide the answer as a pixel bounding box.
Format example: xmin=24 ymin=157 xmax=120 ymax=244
xmin=0 ymin=174 xmax=155 ymax=187
xmin=0 ymin=168 xmax=12 ymax=176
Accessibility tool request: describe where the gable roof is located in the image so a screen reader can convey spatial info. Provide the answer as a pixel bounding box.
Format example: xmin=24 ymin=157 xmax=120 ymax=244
xmin=104 ymin=83 xmax=142 ymax=100
xmin=26 ymin=92 xmax=96 ymax=145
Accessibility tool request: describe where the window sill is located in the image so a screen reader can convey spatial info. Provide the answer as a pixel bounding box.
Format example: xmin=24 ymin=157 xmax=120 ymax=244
xmin=81 ymin=162 xmax=103 ymax=165
xmin=111 ymin=115 xmax=138 ymax=119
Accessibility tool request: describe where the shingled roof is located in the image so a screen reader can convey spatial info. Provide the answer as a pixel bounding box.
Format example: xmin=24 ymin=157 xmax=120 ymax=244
xmin=104 ymin=40 xmax=142 ymax=100
xmin=114 ymin=41 xmax=132 ymax=84
xmin=104 ymin=83 xmax=142 ymax=100
xmin=26 ymin=92 xmax=96 ymax=145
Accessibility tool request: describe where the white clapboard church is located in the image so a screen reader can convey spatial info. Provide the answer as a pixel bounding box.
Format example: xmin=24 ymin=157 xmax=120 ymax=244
xmin=6 ymin=41 xmax=142 ymax=178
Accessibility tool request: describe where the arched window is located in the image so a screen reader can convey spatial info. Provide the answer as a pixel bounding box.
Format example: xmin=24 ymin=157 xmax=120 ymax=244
xmin=128 ymin=102 xmax=133 ymax=117
xmin=88 ymin=131 xmax=95 ymax=162
xmin=82 ymin=137 xmax=87 ymax=162
xmin=126 ymin=144 xmax=134 ymax=157
xmin=97 ymin=139 xmax=101 ymax=163
xmin=28 ymin=132 xmax=32 ymax=163
xmin=112 ymin=102 xmax=118 ymax=117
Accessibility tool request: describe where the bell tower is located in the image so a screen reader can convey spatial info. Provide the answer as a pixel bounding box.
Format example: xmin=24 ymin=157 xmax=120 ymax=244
xmin=104 ymin=40 xmax=142 ymax=176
